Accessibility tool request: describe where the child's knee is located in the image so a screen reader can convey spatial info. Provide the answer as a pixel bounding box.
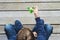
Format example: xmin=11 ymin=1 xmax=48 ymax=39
xmin=4 ymin=24 xmax=13 ymax=30
xmin=44 ymin=24 xmax=53 ymax=32
xmin=15 ymin=20 xmax=22 ymax=26
xmin=44 ymin=24 xmax=53 ymax=39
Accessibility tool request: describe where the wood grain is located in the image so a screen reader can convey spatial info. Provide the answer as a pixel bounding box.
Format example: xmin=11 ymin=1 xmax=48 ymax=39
xmin=0 ymin=3 xmax=60 ymax=10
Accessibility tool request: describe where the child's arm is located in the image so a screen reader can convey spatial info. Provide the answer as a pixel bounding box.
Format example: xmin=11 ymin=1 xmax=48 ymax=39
xmin=33 ymin=6 xmax=44 ymax=25
xmin=32 ymin=6 xmax=46 ymax=40
xmin=33 ymin=7 xmax=44 ymax=31
xmin=33 ymin=6 xmax=45 ymax=32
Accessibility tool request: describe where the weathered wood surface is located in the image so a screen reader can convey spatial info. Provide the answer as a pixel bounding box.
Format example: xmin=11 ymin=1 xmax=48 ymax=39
xmin=49 ymin=34 xmax=60 ymax=40
xmin=0 ymin=3 xmax=60 ymax=10
xmin=0 ymin=0 xmax=60 ymax=2
xmin=0 ymin=17 xmax=60 ymax=24
xmin=0 ymin=11 xmax=59 ymax=24
xmin=0 ymin=11 xmax=60 ymax=17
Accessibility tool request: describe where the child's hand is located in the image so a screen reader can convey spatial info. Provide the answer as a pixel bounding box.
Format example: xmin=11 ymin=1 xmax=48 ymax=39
xmin=33 ymin=6 xmax=39 ymax=18
xmin=33 ymin=32 xmax=37 ymax=37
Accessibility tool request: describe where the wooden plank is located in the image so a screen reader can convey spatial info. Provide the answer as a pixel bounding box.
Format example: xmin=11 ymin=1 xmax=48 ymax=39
xmin=49 ymin=34 xmax=60 ymax=40
xmin=0 ymin=0 xmax=60 ymax=2
xmin=0 ymin=25 xmax=60 ymax=33
xmin=0 ymin=35 xmax=7 ymax=40
xmin=0 ymin=17 xmax=60 ymax=24
xmin=0 ymin=11 xmax=60 ymax=17
xmin=0 ymin=26 xmax=4 ymax=33
xmin=0 ymin=11 xmax=59 ymax=24
xmin=0 ymin=3 xmax=60 ymax=10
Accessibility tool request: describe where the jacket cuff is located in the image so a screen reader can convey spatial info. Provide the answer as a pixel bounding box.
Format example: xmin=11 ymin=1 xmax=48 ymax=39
xmin=35 ymin=17 xmax=40 ymax=22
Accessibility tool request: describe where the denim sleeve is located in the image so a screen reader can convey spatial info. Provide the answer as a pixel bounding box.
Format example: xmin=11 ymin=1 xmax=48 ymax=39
xmin=32 ymin=17 xmax=45 ymax=33
xmin=32 ymin=17 xmax=46 ymax=40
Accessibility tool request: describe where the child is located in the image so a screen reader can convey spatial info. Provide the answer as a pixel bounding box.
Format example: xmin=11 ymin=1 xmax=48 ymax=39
xmin=4 ymin=6 xmax=53 ymax=40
